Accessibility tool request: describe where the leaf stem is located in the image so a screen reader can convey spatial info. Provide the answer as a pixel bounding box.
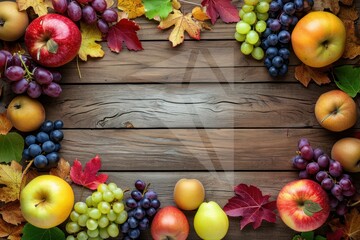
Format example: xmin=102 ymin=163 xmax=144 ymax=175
xmin=178 ymin=0 xmax=202 ymax=7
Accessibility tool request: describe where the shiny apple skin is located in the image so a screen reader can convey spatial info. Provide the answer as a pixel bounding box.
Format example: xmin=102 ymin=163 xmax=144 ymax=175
xmin=331 ymin=137 xmax=360 ymax=172
xmin=0 ymin=1 xmax=29 ymax=41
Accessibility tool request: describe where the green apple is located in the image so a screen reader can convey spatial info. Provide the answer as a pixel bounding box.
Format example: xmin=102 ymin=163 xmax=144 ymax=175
xmin=331 ymin=137 xmax=360 ymax=172
xmin=194 ymin=201 xmax=229 ymax=240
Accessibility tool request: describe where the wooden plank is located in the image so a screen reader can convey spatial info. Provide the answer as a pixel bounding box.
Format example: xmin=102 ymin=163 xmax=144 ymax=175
xmin=44 ymin=83 xmax=346 ymax=129
xmin=71 ymin=171 xmax=297 ymax=239
xmin=60 ymin=129 xmax=344 ymax=171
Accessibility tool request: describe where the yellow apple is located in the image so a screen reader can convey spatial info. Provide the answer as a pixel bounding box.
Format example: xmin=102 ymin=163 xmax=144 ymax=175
xmin=314 ymin=90 xmax=357 ymax=132
xmin=20 ymin=175 xmax=74 ymax=229
xmin=0 ymin=1 xmax=29 ymax=41
xmin=331 ymin=137 xmax=360 ymax=172
xmin=7 ymin=95 xmax=45 ymax=132
xmin=173 ymin=178 xmax=205 ymax=210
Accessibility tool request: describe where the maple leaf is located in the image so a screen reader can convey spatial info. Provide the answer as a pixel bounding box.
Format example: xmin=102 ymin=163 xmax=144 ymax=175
xmin=70 ymin=155 xmax=108 ymax=190
xmin=78 ymin=22 xmax=105 ymax=61
xmin=201 ymin=0 xmax=240 ymax=25
xmin=117 ymin=0 xmax=144 ymax=19
xmin=342 ymin=20 xmax=360 ymax=59
xmin=338 ymin=4 xmax=359 ymax=21
xmin=294 ymin=64 xmax=331 ymax=87
xmin=329 ymin=208 xmax=360 ymax=240
xmin=223 ymin=183 xmax=277 ymax=230
xmin=0 ymin=161 xmax=22 ymax=203
xmin=0 ymin=111 xmax=12 ymax=135
xmin=312 ymin=0 xmax=340 ymax=14
xmin=158 ymin=9 xmax=201 ymax=47
xmin=107 ymin=18 xmax=143 ymax=53
xmin=16 ymin=0 xmax=53 ymax=16
xmin=50 ymin=158 xmax=71 ymax=183
xmin=192 ymin=6 xmax=211 ymax=21
xmin=0 ymin=201 xmax=25 ymax=226
xmin=0 ymin=218 xmax=23 ymax=240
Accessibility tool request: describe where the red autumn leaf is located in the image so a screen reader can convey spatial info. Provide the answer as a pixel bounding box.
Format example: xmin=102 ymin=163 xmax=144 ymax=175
xmin=201 ymin=0 xmax=240 ymax=25
xmin=327 ymin=229 xmax=344 ymax=240
xmin=223 ymin=183 xmax=277 ymax=230
xmin=107 ymin=18 xmax=143 ymax=53
xmin=70 ymin=155 xmax=108 ymax=190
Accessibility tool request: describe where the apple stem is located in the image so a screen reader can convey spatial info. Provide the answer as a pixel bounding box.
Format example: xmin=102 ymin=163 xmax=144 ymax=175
xmin=320 ymin=109 xmax=339 ymax=123
xmin=349 ymin=199 xmax=360 ymax=207
xmin=34 ymin=198 xmax=46 ymax=207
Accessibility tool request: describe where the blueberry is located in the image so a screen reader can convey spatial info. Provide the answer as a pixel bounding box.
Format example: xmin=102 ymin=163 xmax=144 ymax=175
xmin=42 ymin=140 xmax=56 ymax=153
xmin=28 ymin=144 xmax=42 ymax=157
xmin=34 ymin=155 xmax=48 ymax=168
xmin=25 ymin=135 xmax=36 ymax=146
xmin=50 ymin=130 xmax=64 ymax=142
xmin=53 ymin=120 xmax=64 ymax=129
xmin=46 ymin=152 xmax=60 ymax=167
xmin=40 ymin=120 xmax=54 ymax=133
xmin=36 ymin=132 xmax=49 ymax=143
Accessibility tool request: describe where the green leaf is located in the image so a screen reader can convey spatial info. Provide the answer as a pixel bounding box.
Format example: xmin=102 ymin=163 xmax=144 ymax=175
xmin=143 ymin=0 xmax=172 ymax=19
xmin=303 ymin=200 xmax=322 ymax=216
xmin=301 ymin=231 xmax=314 ymax=240
xmin=292 ymin=235 xmax=304 ymax=240
xmin=0 ymin=132 xmax=24 ymax=163
xmin=22 ymin=223 xmax=65 ymax=240
xmin=334 ymin=65 xmax=360 ymax=98
xmin=314 ymin=236 xmax=327 ymax=240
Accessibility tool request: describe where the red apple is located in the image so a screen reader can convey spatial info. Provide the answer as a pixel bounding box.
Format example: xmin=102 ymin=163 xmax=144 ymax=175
xmin=277 ymin=179 xmax=330 ymax=232
xmin=24 ymin=13 xmax=81 ymax=67
xmin=151 ymin=206 xmax=189 ymax=240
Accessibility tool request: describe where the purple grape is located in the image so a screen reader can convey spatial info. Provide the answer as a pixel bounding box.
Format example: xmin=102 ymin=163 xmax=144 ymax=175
xmin=140 ymin=198 xmax=151 ymax=208
xmin=82 ymin=5 xmax=97 ymax=24
xmin=130 ymin=190 xmax=143 ymax=201
xmin=283 ymin=2 xmax=295 ymax=15
xmin=321 ymin=178 xmax=334 ymax=190
xmin=331 ymin=184 xmax=343 ymax=197
xmin=343 ymin=185 xmax=356 ymax=197
xmin=278 ymin=30 xmax=291 ymax=43
xmin=52 ymin=0 xmax=68 ymax=13
xmin=150 ymin=199 xmax=161 ymax=209
xmin=144 ymin=190 xmax=157 ymax=200
xmin=133 ymin=207 xmax=145 ymax=220
xmin=313 ymin=148 xmax=324 ymax=160
xmin=298 ymin=138 xmax=310 ymax=150
xmin=126 ymin=198 xmax=137 ymax=209
xmin=292 ymin=156 xmax=307 ymax=170
xmin=101 ymin=8 xmax=118 ymax=23
xmin=67 ymin=1 xmax=82 ymax=22
xmin=294 ymin=0 xmax=304 ymax=12
xmin=317 ymin=154 xmax=330 ymax=168
xmin=269 ymin=19 xmax=281 ymax=31
xmin=51 ymin=71 xmax=62 ymax=82
xmin=97 ymin=19 xmax=109 ymax=34
xmin=267 ymin=34 xmax=278 ymax=46
xmin=329 ymin=196 xmax=339 ymax=209
xmin=306 ymin=162 xmax=319 ymax=175
xmin=135 ymin=179 xmax=146 ymax=191
xmin=34 ymin=67 xmax=53 ymax=85
xmin=27 ymin=81 xmax=42 ymax=98
xmin=10 ymin=54 xmax=22 ymax=67
xmin=341 ymin=173 xmax=352 ymax=180
xmin=300 ymin=145 xmax=314 ymax=161
xmin=339 ymin=178 xmax=352 ymax=191
xmin=299 ymin=170 xmax=309 ymax=179
xmin=336 ymin=201 xmax=348 ymax=216
xmin=91 ymin=0 xmax=107 ymax=13
xmin=146 ymin=207 xmax=157 ymax=217
xmin=5 ymin=66 xmax=25 ymax=81
xmin=272 ymin=56 xmax=284 ymax=68
xmin=269 ymin=1 xmax=281 ymax=12
xmin=329 ymin=161 xmax=342 ymax=178
xmin=0 ymin=51 xmax=7 ymax=68
xmin=315 ymin=171 xmax=328 ymax=182
xmin=278 ymin=48 xmax=290 ymax=60
xmin=11 ymin=78 xmax=29 ymax=94
xmin=279 ymin=13 xmax=292 ymax=26
xmin=42 ymin=82 xmax=62 ymax=97
xmin=138 ymin=217 xmax=149 ymax=230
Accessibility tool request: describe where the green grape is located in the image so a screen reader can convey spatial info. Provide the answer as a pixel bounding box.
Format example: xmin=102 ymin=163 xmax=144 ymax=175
xmin=91 ymin=191 xmax=103 ymax=204
xmin=70 ymin=211 xmax=80 ymax=222
xmin=239 ymin=9 xmax=245 ymax=18
xmin=98 ymin=201 xmax=111 ymax=214
xmin=112 ymin=188 xmax=124 ymax=200
xmin=77 ymin=231 xmax=88 ymax=240
xmin=244 ymin=0 xmax=259 ymax=6
xmin=259 ymin=0 xmax=271 ymax=3
xmin=240 ymin=42 xmax=254 ymax=55
xmin=107 ymin=209 xmax=117 ymax=222
xmin=66 ymin=222 xmax=81 ymax=234
xmin=256 ymin=1 xmax=269 ymax=13
xmin=78 ymin=214 xmax=89 ymax=227
xmin=97 ymin=183 xmax=108 ymax=193
xmin=112 ymin=202 xmax=125 ymax=214
xmin=256 ymin=12 xmax=269 ymax=21
xmin=74 ymin=202 xmax=88 ymax=214
xmin=88 ymin=237 xmax=101 ymax=240
xmin=107 ymin=182 xmax=118 ymax=191
xmin=242 ymin=4 xmax=254 ymax=12
xmin=66 ymin=235 xmax=76 ymax=240
xmin=254 ymin=39 xmax=261 ymax=47
xmin=86 ymin=219 xmax=98 ymax=231
xmin=88 ymin=208 xmax=101 ymax=220
xmin=85 ymin=196 xmax=94 ymax=207
xmin=98 ymin=215 xmax=110 ymax=228
xmin=242 ymin=12 xmax=256 ymax=25
xmin=99 ymin=228 xmax=110 ymax=239
xmin=234 ymin=32 xmax=246 ymax=42
xmin=245 ymin=30 xmax=259 ymax=45
xmin=236 ymin=21 xmax=251 ymax=34
xmin=251 ymin=47 xmax=264 ymax=60
xmin=87 ymin=228 xmax=99 ymax=238
xmin=102 ymin=191 xmax=115 ymax=202
xmin=115 ymin=211 xmax=128 ymax=224
xmin=107 ymin=223 xmax=119 ymax=238
xmin=255 ymin=20 xmax=266 ymax=33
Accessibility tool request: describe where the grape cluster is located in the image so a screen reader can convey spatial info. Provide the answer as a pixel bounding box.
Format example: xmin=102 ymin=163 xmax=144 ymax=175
xmin=235 ymin=0 xmax=271 ymax=60
xmin=292 ymin=138 xmax=356 ymax=216
xmin=261 ymin=0 xmax=313 ymax=76
xmin=52 ymin=0 xmax=118 ymax=34
xmin=121 ymin=180 xmax=161 ymax=240
xmin=22 ymin=120 xmax=64 ymax=169
xmin=66 ymin=182 xmax=127 ymax=240
xmin=0 ymin=50 xmax=62 ymax=98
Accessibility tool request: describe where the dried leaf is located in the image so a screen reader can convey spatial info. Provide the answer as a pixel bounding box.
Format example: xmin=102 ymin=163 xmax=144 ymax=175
xmin=295 ymin=64 xmax=331 ymax=87
xmin=340 ymin=0 xmax=353 ymax=6
xmin=117 ymin=0 xmax=144 ymax=19
xmin=0 ymin=112 xmax=12 ymax=135
xmin=223 ymin=183 xmax=277 ymax=230
xmin=16 ymin=0 xmax=53 ymax=16
xmin=342 ymin=20 xmax=360 ymax=59
xmin=329 ymin=208 xmax=360 ymax=240
xmin=201 ymin=0 xmax=240 ymax=24
xmin=158 ymin=9 xmax=201 ymax=47
xmin=78 ymin=22 xmax=104 ymax=61
xmin=312 ymin=0 xmax=340 ymax=14
xmin=50 ymin=158 xmax=71 ymax=183
xmin=70 ymin=155 xmax=108 ymax=190
xmin=0 ymin=161 xmax=23 ymax=203
xmin=0 ymin=218 xmax=23 ymax=240
xmin=172 ymin=0 xmax=181 ymax=10
xmin=192 ymin=6 xmax=210 ymax=21
xmin=105 ymin=0 xmax=114 ymax=8
xmin=0 ymin=201 xmax=25 ymax=225
xmin=338 ymin=4 xmax=359 ymax=21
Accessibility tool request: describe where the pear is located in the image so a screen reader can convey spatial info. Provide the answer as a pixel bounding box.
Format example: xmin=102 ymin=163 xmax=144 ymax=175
xmin=194 ymin=201 xmax=229 ymax=240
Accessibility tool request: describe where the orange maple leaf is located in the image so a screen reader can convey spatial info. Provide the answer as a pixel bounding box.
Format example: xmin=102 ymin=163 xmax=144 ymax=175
xmin=50 ymin=158 xmax=72 ymax=183
xmin=329 ymin=208 xmax=360 ymax=240
xmin=0 ymin=201 xmax=25 ymax=226
xmin=0 ymin=112 xmax=13 ymax=135
xmin=192 ymin=6 xmax=211 ymax=21
xmin=294 ymin=64 xmax=331 ymax=87
xmin=0 ymin=218 xmax=23 ymax=240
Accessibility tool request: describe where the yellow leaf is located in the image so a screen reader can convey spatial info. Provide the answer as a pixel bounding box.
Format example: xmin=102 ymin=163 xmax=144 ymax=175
xmin=0 ymin=112 xmax=12 ymax=135
xmin=0 ymin=161 xmax=23 ymax=203
xmin=330 ymin=208 xmax=360 ymax=240
xmin=78 ymin=22 xmax=105 ymax=61
xmin=172 ymin=0 xmax=181 ymax=10
xmin=50 ymin=158 xmax=72 ymax=183
xmin=192 ymin=6 xmax=210 ymax=21
xmin=105 ymin=0 xmax=115 ymax=8
xmin=16 ymin=0 xmax=52 ymax=16
xmin=0 ymin=201 xmax=25 ymax=226
xmin=294 ymin=64 xmax=331 ymax=87
xmin=158 ymin=9 xmax=201 ymax=47
xmin=117 ymin=0 xmax=144 ymax=19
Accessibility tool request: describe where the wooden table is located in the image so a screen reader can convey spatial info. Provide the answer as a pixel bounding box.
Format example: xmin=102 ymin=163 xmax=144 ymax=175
xmin=11 ymin=1 xmax=360 ymax=239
